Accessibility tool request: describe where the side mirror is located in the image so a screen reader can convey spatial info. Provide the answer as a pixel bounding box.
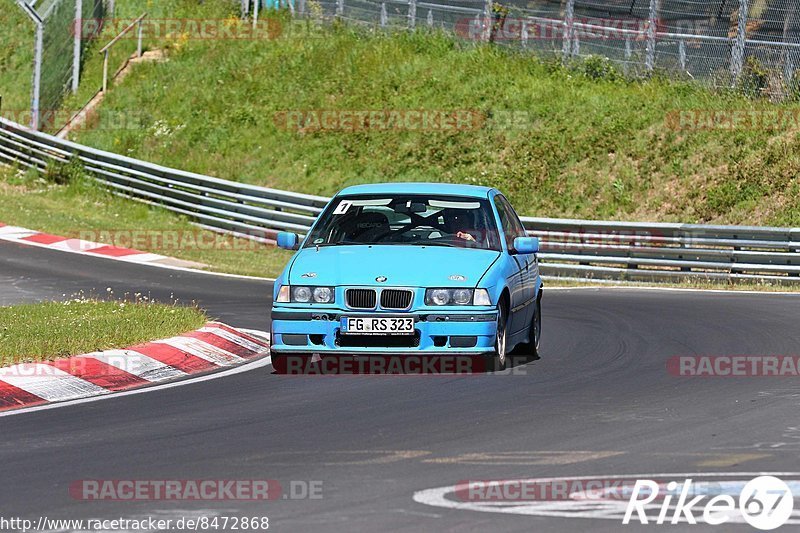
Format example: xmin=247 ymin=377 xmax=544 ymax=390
xmin=513 ymin=236 xmax=539 ymax=255
xmin=276 ymin=232 xmax=299 ymax=250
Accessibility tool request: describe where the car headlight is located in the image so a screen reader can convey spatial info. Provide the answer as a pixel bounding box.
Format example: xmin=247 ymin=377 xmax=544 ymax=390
xmin=293 ymin=286 xmax=313 ymax=302
xmin=428 ymin=289 xmax=452 ymax=306
xmin=312 ymin=287 xmax=333 ymax=303
xmin=279 ymin=286 xmax=335 ymax=303
xmin=424 ymin=288 xmax=489 ymax=306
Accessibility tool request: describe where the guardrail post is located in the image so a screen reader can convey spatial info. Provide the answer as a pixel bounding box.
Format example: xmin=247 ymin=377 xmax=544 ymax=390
xmin=408 ymin=0 xmax=416 ymax=29
xmin=730 ymin=0 xmax=750 ymax=84
xmin=380 ymin=2 xmax=387 ymax=27
xmin=72 ymin=0 xmax=82 ymax=93
xmin=561 ymin=0 xmax=575 ymax=62
xmin=645 ymin=0 xmax=660 ymax=73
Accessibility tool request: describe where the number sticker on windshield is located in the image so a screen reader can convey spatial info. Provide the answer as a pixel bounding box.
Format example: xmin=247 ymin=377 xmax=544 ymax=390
xmin=333 ymin=201 xmax=352 ymax=215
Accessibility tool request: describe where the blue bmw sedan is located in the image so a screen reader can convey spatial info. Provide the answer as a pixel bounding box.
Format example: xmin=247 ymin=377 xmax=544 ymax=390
xmin=270 ymin=183 xmax=542 ymax=372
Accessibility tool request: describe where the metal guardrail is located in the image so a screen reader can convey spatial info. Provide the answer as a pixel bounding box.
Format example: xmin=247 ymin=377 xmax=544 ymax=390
xmin=1 ymin=117 xmax=799 ymax=285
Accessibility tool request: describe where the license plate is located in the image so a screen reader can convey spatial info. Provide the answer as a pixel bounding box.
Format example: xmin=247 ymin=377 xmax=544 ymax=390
xmin=341 ymin=316 xmax=415 ymax=335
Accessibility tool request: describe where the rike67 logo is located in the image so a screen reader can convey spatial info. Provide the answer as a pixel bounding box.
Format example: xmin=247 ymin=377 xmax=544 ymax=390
xmin=413 ymin=473 xmax=799 ymax=529
xmin=624 ymin=476 xmax=794 ymax=530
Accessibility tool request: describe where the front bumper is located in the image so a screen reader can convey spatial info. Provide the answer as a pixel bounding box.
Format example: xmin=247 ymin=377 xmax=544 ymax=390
xmin=269 ymin=309 xmax=498 ymax=355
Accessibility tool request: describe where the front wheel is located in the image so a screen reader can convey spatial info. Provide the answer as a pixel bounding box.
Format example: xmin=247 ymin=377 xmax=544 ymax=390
xmin=488 ymin=302 xmax=508 ymax=372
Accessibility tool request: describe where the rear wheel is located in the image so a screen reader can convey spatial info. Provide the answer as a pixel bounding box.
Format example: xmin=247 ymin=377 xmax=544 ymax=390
xmin=511 ymin=296 xmax=541 ymax=360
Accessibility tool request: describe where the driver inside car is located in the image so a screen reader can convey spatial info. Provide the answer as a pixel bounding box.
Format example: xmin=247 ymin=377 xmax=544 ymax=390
xmin=443 ymin=209 xmax=478 ymax=243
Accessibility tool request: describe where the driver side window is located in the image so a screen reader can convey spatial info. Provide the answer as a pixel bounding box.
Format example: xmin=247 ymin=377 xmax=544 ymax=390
xmin=493 ymin=195 xmax=527 ymax=251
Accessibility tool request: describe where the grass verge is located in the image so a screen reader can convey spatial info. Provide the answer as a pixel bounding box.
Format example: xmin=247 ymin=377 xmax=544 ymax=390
xmin=0 ymin=165 xmax=293 ymax=277
xmin=0 ymin=296 xmax=207 ymax=365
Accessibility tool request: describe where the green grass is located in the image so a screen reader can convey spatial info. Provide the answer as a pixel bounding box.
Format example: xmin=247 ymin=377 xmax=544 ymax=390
xmin=60 ymin=0 xmax=243 ymax=129
xmin=0 ymin=297 xmax=207 ymax=364
xmin=64 ymin=12 xmax=800 ymax=226
xmin=0 ymin=165 xmax=293 ymax=277
xmin=0 ymin=2 xmax=34 ymax=114
xmin=0 ymin=0 xmax=239 ymax=132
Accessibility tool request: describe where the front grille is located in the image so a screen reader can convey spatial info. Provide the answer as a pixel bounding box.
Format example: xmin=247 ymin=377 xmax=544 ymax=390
xmin=346 ymin=288 xmax=377 ymax=309
xmin=380 ymin=289 xmax=413 ymax=309
xmin=336 ymin=332 xmax=421 ymax=348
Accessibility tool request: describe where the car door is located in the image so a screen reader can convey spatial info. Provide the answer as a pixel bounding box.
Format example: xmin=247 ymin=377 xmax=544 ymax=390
xmin=496 ymin=195 xmax=537 ymax=328
xmin=493 ymin=195 xmax=527 ymax=334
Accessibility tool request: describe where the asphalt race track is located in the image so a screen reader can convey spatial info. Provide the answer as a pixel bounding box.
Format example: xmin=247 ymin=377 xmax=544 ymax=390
xmin=2 ymin=239 xmax=800 ymax=532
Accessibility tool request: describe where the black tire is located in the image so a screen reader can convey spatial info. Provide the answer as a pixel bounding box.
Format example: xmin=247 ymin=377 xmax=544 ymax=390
xmin=488 ymin=299 xmax=509 ymax=372
xmin=511 ymin=296 xmax=541 ymax=360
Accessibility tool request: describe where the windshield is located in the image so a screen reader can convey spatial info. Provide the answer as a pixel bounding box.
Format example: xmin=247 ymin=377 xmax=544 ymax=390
xmin=304 ymin=194 xmax=502 ymax=251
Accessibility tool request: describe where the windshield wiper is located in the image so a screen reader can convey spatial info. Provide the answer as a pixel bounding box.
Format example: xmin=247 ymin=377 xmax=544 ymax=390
xmin=417 ymin=242 xmax=458 ymax=247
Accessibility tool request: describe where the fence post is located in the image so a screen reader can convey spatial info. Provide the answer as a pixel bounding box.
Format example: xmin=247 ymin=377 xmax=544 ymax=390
xmin=336 ymin=0 xmax=344 ymax=18
xmin=298 ymin=0 xmax=305 ymax=16
xmin=137 ymin=18 xmax=143 ymax=57
xmin=102 ymin=49 xmax=109 ymax=93
xmin=678 ymin=39 xmax=686 ymax=70
xmin=72 ymin=0 xmax=82 ymax=93
xmin=408 ymin=0 xmax=416 ymax=29
xmin=253 ymin=0 xmax=260 ymax=29
xmin=482 ymin=0 xmax=492 ymax=42
xmin=785 ymin=54 xmax=796 ymax=88
xmin=730 ymin=0 xmax=750 ymax=84
xmin=380 ymin=2 xmax=387 ymax=27
xmin=645 ymin=0 xmax=660 ymax=72
xmin=572 ymin=31 xmax=579 ymax=56
xmin=31 ymin=22 xmax=43 ymax=130
xmin=521 ymin=20 xmax=528 ymax=47
xmin=427 ymin=9 xmax=433 ymax=28
xmin=561 ymin=0 xmax=575 ymax=62
xmin=16 ymin=1 xmax=43 ymax=129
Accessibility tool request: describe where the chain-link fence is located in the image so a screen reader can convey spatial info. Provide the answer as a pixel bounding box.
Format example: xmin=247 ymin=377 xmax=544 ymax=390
xmin=14 ymin=0 xmax=106 ymax=130
xmin=250 ymin=0 xmax=800 ymax=99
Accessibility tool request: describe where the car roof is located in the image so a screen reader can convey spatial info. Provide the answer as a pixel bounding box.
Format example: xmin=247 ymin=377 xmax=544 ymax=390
xmin=337 ymin=182 xmax=495 ymax=199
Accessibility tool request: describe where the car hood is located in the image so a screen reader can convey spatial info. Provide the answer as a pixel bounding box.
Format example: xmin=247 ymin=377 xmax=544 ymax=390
xmin=288 ymin=245 xmax=500 ymax=287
